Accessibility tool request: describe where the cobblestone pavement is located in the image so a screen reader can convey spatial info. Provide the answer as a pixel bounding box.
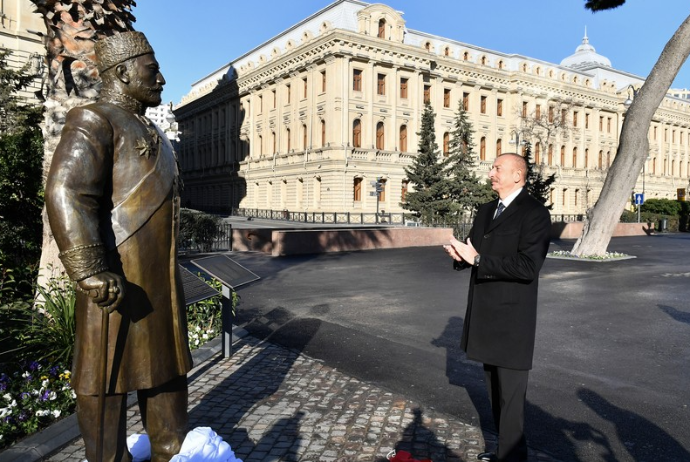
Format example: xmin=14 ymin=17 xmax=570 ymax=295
xmin=44 ymin=335 xmax=560 ymax=462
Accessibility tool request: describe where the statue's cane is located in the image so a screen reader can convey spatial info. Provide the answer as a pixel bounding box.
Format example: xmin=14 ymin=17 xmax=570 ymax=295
xmin=96 ymin=305 xmax=110 ymax=462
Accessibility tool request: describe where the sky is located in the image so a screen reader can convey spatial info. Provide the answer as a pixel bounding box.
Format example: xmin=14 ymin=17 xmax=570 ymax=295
xmin=133 ymin=0 xmax=690 ymax=106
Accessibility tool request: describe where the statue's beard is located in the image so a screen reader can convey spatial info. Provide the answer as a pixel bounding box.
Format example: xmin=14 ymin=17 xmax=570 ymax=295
xmin=131 ymin=79 xmax=163 ymax=107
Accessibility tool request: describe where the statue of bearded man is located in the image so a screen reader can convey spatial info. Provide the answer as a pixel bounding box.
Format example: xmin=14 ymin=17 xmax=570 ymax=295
xmin=45 ymin=31 xmax=192 ymax=462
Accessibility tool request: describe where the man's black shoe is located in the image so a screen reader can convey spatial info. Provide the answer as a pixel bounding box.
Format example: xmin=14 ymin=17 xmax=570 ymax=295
xmin=477 ymin=452 xmax=498 ymax=462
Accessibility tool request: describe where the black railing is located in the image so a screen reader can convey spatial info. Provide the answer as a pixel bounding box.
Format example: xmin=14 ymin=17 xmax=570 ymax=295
xmin=232 ymin=208 xmax=410 ymax=225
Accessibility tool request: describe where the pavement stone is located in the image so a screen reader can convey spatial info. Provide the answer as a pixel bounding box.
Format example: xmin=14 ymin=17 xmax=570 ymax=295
xmin=1 ymin=330 xmax=561 ymax=462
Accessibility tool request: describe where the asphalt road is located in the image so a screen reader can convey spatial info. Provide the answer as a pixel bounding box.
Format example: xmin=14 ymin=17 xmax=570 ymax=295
xmin=227 ymin=234 xmax=690 ymax=462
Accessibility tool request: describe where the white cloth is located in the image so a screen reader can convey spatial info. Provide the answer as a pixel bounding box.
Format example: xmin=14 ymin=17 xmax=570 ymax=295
xmin=126 ymin=427 xmax=242 ymax=462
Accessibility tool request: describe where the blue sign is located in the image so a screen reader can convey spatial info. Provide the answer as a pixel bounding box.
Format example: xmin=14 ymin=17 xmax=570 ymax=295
xmin=634 ymin=193 xmax=644 ymax=205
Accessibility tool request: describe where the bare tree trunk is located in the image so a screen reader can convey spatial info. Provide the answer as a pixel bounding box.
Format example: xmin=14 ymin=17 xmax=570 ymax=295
xmin=30 ymin=0 xmax=135 ymax=286
xmin=571 ymin=14 xmax=690 ymax=256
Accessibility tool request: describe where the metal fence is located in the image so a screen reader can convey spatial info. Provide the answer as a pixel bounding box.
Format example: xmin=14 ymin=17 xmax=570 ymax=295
xmin=233 ymin=208 xmax=410 ymax=225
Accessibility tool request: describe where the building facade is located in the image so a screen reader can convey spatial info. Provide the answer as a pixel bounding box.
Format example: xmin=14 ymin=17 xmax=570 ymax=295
xmin=0 ymin=0 xmax=46 ymax=104
xmin=174 ymin=0 xmax=690 ymax=216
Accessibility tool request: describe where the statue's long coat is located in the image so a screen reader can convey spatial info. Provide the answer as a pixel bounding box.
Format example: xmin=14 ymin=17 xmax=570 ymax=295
xmin=46 ymin=102 xmax=192 ymax=395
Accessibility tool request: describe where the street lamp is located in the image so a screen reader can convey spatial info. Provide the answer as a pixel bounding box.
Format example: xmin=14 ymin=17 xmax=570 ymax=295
xmin=623 ymin=84 xmax=639 ymax=109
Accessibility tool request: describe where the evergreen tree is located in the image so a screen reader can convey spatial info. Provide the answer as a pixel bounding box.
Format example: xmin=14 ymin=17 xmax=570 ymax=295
xmin=523 ymin=142 xmax=555 ymax=209
xmin=443 ymin=101 xmax=494 ymax=217
xmin=401 ymin=103 xmax=449 ymax=224
xmin=0 ymin=49 xmax=44 ymax=296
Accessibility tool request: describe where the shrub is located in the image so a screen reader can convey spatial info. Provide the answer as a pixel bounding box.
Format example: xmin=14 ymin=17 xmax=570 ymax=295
xmin=179 ymin=209 xmax=225 ymax=252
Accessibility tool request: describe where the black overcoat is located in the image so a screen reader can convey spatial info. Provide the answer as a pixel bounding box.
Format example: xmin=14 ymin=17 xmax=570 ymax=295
xmin=460 ymin=189 xmax=551 ymax=370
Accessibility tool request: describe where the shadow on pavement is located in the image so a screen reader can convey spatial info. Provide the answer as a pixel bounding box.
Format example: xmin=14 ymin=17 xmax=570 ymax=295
xmin=374 ymin=408 xmax=457 ymax=462
xmin=658 ymin=304 xmax=690 ymax=324
xmin=431 ymin=316 xmax=495 ymax=441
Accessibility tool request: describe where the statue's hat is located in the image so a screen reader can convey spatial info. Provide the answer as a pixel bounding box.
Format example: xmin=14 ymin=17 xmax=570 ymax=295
xmin=95 ymin=31 xmax=154 ymax=73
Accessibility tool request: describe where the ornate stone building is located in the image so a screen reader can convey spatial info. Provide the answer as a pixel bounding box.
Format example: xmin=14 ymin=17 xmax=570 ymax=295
xmin=174 ymin=0 xmax=690 ymax=216
xmin=0 ymin=0 xmax=46 ymax=104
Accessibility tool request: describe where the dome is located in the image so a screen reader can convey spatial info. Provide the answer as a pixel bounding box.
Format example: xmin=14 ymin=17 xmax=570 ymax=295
xmin=560 ymin=28 xmax=612 ymax=70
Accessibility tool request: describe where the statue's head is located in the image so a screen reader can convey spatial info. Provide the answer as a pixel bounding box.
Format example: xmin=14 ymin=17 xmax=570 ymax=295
xmin=95 ymin=31 xmax=165 ymax=108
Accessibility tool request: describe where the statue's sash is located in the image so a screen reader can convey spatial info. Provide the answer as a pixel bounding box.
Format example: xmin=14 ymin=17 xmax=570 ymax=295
xmin=110 ymin=128 xmax=177 ymax=249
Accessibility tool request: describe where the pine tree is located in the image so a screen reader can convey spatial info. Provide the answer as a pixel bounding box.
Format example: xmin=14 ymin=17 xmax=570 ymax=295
xmin=401 ymin=103 xmax=449 ymax=224
xmin=443 ymin=101 xmax=494 ymax=217
xmin=523 ymin=142 xmax=555 ymax=209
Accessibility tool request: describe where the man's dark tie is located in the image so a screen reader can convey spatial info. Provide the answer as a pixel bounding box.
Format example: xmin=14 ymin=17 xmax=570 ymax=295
xmin=494 ymin=202 xmax=506 ymax=219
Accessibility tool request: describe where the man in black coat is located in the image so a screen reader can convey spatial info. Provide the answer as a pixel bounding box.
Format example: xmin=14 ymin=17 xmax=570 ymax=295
xmin=445 ymin=153 xmax=551 ymax=462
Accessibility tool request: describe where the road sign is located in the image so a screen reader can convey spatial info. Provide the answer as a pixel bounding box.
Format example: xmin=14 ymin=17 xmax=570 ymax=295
xmin=634 ymin=193 xmax=644 ymax=205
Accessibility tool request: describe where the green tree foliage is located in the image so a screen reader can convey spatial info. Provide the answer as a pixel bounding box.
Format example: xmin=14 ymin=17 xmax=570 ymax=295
xmin=179 ymin=208 xmax=225 ymax=252
xmin=0 ymin=49 xmax=44 ymax=299
xmin=443 ymin=102 xmax=494 ymax=216
xmin=401 ymin=103 xmax=450 ymax=224
xmin=523 ymin=142 xmax=556 ymax=209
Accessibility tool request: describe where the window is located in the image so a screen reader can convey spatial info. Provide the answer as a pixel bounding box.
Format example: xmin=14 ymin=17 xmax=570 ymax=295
xmin=377 ymin=73 xmax=386 ymax=95
xmin=258 ymin=95 xmax=263 ymax=113
xmin=444 ymin=47 xmax=450 ymax=57
xmin=496 ymin=139 xmax=502 ymax=156
xmin=561 ymin=108 xmax=567 ymax=124
xmin=535 ymin=104 xmax=541 ymax=119
xmin=572 ymin=147 xmax=577 ymax=168
xmin=353 ymin=119 xmax=362 ymax=148
xmin=480 ymin=137 xmax=486 ymax=160
xmin=497 ymin=99 xmax=503 ymax=117
xmin=585 ymin=113 xmax=589 ymax=129
xmin=585 ymin=148 xmax=589 ymax=167
xmin=548 ymin=144 xmax=553 ymax=165
xmin=562 ymin=189 xmax=567 ymax=207
xmin=463 ymin=51 xmax=469 ymax=61
xmin=321 ymin=120 xmax=326 ymax=147
xmin=463 ymin=92 xmax=470 ymax=111
xmin=498 ymin=60 xmax=504 ymax=70
xmin=560 ymin=146 xmax=565 ymax=165
xmin=258 ymin=135 xmax=263 ymax=156
xmin=400 ymin=78 xmax=408 ymax=98
xmin=272 ymin=131 xmax=276 ymax=154
xmin=272 ymin=90 xmax=276 ymax=109
xmin=653 ymin=126 xmax=657 ymax=140
xmin=321 ymin=70 xmax=327 ymax=92
xmin=303 ymin=77 xmax=308 ymax=98
xmin=302 ymin=124 xmax=308 ymax=149
xmin=353 ymin=69 xmax=362 ymax=91
xmin=286 ymin=84 xmax=291 ymax=104
xmin=376 ymin=122 xmax=385 ymax=150
xmin=575 ymin=189 xmax=579 ymax=206
xmin=598 ymin=150 xmax=603 ymax=168
xmin=444 ymin=88 xmax=451 ymax=108
xmin=286 ymin=128 xmax=291 ymax=152
xmin=573 ymin=111 xmax=578 ymax=127
xmin=535 ymin=144 xmax=541 ymax=164
xmin=399 ymin=125 xmax=407 ymax=152
xmin=480 ymin=96 xmax=487 ymax=114
xmin=378 ymin=19 xmax=386 ymax=38
xmin=599 ymin=116 xmax=604 ymax=131
xmin=354 ymin=178 xmax=362 ymax=201
xmin=548 ymin=107 xmax=554 ymax=123
xmin=522 ymin=102 xmax=528 ymax=118
xmin=443 ymin=132 xmax=449 ymax=157
xmin=607 ymin=117 xmax=611 ymax=133
xmin=424 ymin=85 xmax=431 ymax=104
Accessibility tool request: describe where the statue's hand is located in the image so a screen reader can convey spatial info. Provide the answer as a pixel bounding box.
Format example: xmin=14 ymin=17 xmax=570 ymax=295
xmin=77 ymin=272 xmax=125 ymax=313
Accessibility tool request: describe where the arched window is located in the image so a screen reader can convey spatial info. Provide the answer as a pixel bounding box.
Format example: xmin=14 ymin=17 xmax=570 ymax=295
xmin=443 ymin=132 xmax=450 ymax=157
xmin=424 ymin=42 xmax=431 ymax=51
xmin=376 ymin=122 xmax=385 ymax=150
xmin=481 ymin=56 xmax=487 ymax=65
xmin=463 ymin=51 xmax=469 ymax=61
xmin=353 ymin=119 xmax=362 ymax=148
xmin=286 ymin=128 xmax=291 ymax=152
xmin=497 ymin=60 xmax=504 ymax=70
xmin=496 ymin=139 xmax=502 ymax=156
xmin=378 ymin=19 xmax=386 ymax=38
xmin=353 ymin=177 xmax=362 ymax=201
xmin=572 ymin=147 xmax=577 ymax=168
xmin=258 ymin=135 xmax=263 ymax=156
xmin=302 ymin=124 xmax=308 ymax=150
xmin=399 ymin=125 xmax=407 ymax=152
xmin=598 ymin=150 xmax=603 ymax=169
xmin=584 ymin=148 xmax=589 ymax=167
xmin=444 ymin=47 xmax=450 ymax=57
xmin=480 ymin=136 xmax=486 ymax=160
xmin=272 ymin=131 xmax=276 ymax=154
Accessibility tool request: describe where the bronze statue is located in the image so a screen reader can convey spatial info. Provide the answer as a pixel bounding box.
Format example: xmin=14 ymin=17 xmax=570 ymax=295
xmin=45 ymin=31 xmax=192 ymax=462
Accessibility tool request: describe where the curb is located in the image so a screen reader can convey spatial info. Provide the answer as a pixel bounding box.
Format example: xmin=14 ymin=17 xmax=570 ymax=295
xmin=0 ymin=326 xmax=249 ymax=462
